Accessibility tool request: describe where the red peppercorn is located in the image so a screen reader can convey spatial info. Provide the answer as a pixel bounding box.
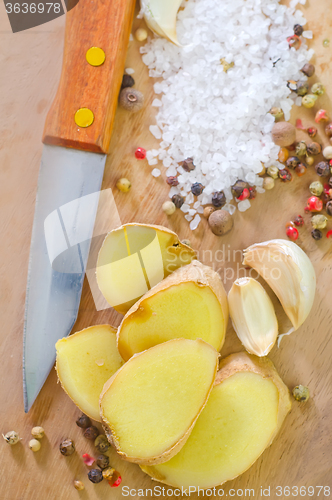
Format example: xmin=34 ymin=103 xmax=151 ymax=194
xmin=249 ymin=186 xmax=257 ymax=199
xmin=326 ymin=230 xmax=332 ymax=239
xmin=279 ymin=168 xmax=292 ymax=182
xmin=135 ymin=147 xmax=146 ymax=159
xmin=306 ymin=196 xmax=323 ymax=212
xmin=287 ymin=35 xmax=302 ymax=50
xmin=315 ymin=109 xmax=329 ymax=123
xmin=166 ymin=176 xmax=179 ymax=186
xmin=294 ymin=215 xmax=304 ymax=227
xmin=237 ymin=188 xmax=250 ymax=201
xmin=286 ymin=226 xmax=299 ymax=241
xmin=307 ymin=127 xmax=317 ymax=138
xmin=325 ymin=123 xmax=332 ymax=139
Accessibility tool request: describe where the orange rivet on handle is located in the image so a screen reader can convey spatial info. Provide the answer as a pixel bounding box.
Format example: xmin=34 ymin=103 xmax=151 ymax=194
xmin=86 ymin=47 xmax=106 ymax=67
xmin=74 ymin=108 xmax=94 ymax=128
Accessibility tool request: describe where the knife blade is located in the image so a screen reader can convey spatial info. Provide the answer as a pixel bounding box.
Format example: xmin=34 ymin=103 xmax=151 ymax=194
xmin=23 ymin=0 xmax=136 ymax=412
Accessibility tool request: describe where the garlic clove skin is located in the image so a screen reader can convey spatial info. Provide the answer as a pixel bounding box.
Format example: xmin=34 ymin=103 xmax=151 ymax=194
xmin=140 ymin=0 xmax=182 ymax=46
xmin=243 ymin=239 xmax=316 ymax=332
xmin=228 ymin=277 xmax=278 ymax=357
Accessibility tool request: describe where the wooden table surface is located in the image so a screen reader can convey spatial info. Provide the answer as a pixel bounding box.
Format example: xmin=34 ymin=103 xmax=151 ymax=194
xmin=1 ymin=1 xmax=332 ymax=499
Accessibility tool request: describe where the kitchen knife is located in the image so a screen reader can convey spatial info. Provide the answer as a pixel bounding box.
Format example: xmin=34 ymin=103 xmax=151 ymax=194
xmin=23 ymin=0 xmax=136 ymax=412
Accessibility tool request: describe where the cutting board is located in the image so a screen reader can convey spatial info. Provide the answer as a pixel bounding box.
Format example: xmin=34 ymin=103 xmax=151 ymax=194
xmin=0 ymin=1 xmax=331 ymax=499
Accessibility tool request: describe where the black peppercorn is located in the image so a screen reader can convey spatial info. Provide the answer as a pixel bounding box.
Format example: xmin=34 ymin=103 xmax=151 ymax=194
xmin=76 ymin=414 xmax=91 ymax=429
xmin=166 ymin=176 xmax=179 ymax=186
xmin=307 ymin=142 xmax=321 ymax=155
xmin=59 ymin=438 xmax=75 ymax=456
xmin=296 ymin=82 xmax=309 ymax=96
xmin=96 ymin=454 xmax=110 ymax=470
xmin=94 ymin=435 xmax=110 ymax=454
xmin=191 ymin=182 xmax=204 ymax=196
xmin=231 ymin=180 xmax=249 ymax=198
xmin=83 ymin=426 xmax=99 ymax=441
xmin=212 ymin=191 xmax=226 ymax=208
xmin=88 ymin=469 xmax=103 ymax=484
xmin=293 ymin=24 xmax=304 ymax=36
xmin=171 ymin=194 xmax=185 ymax=208
xmin=279 ymin=168 xmax=292 ymax=182
xmin=181 ymin=157 xmax=195 ymax=172
xmin=311 ymin=229 xmax=323 ymax=240
xmin=301 ymin=63 xmax=315 ymax=77
xmin=285 ymin=156 xmax=300 ymax=169
xmin=315 ymin=161 xmax=330 ymax=176
xmin=121 ymin=74 xmax=135 ymax=89
xmin=326 ymin=201 xmax=332 ymax=216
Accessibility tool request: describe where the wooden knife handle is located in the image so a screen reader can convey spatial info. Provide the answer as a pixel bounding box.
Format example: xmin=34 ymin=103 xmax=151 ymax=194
xmin=43 ymin=0 xmax=136 ymax=154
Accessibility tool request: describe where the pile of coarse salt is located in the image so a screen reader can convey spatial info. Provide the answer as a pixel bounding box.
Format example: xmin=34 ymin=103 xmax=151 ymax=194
xmin=140 ymin=0 xmax=314 ymax=230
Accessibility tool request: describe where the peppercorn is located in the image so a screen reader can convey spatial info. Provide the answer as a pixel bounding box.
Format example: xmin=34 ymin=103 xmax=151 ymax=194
xmin=74 ymin=480 xmax=85 ymax=491
xmin=191 ymin=182 xmax=204 ymax=196
xmin=295 ymin=141 xmax=307 ymax=156
xmin=31 ymin=426 xmax=45 ymax=439
xmin=287 ymin=80 xmax=297 ymax=91
xmin=301 ymin=63 xmax=315 ymax=77
xmin=311 ymin=214 xmax=328 ymax=230
xmin=121 ymin=74 xmax=135 ymax=89
xmin=294 ymin=215 xmax=304 ymax=227
xmin=102 ymin=467 xmax=115 ymax=480
xmin=278 ymin=148 xmax=289 ymax=163
xmin=305 ymin=156 xmax=314 ymax=167
xmin=135 ymin=28 xmax=148 ymax=42
xmin=249 ymin=186 xmax=257 ymax=199
xmin=329 ymin=177 xmax=332 ymax=189
xmin=135 ymin=147 xmax=146 ymax=159
xmin=116 ymin=178 xmax=131 ymax=192
xmin=307 ymin=142 xmax=321 ymax=155
xmin=203 ymin=206 xmax=217 ymax=219
xmin=258 ymin=164 xmax=266 ymax=176
xmin=83 ymin=426 xmax=99 ymax=441
xmin=315 ymin=109 xmax=329 ymax=123
xmin=286 ymin=226 xmax=299 ymax=241
xmin=293 ymin=24 xmax=304 ymax=36
xmin=296 ymin=82 xmax=308 ymax=96
xmin=96 ymin=454 xmax=109 ymax=470
xmin=238 ymin=188 xmax=250 ymax=201
xmin=287 ymin=35 xmax=301 ymax=50
xmin=292 ymin=385 xmax=310 ymax=402
xmin=323 ymin=146 xmax=332 ymax=160
xmin=94 ymin=435 xmax=110 ymax=453
xmin=267 ymin=165 xmax=279 ymax=179
xmin=295 ymin=163 xmax=306 ymax=176
xmin=279 ymin=168 xmax=292 ymax=181
xmin=2 ymin=431 xmax=20 ymax=445
xmin=263 ymin=177 xmax=274 ymax=190
xmin=326 ymin=201 xmax=332 ymax=216
xmin=307 ymin=126 xmax=317 ymax=138
xmin=182 ymin=239 xmax=192 ymax=247
xmin=325 ymin=123 xmax=332 ymax=138
xmin=162 ymin=201 xmax=176 ymax=215
xmin=29 ymin=439 xmax=41 ymax=452
xmin=306 ymin=196 xmax=323 ymax=212
xmin=323 ymin=39 xmax=330 ymax=48
xmin=166 ymin=176 xmax=179 ymax=187
xmin=181 ymin=157 xmax=195 ymax=172
xmin=321 ymin=192 xmax=330 ymax=205
xmin=119 ymin=88 xmax=144 ymax=112
xmin=88 ymin=469 xmax=103 ymax=484
xmin=231 ymin=180 xmax=249 ymax=198
xmin=309 ymin=181 xmax=324 ymax=197
xmin=285 ymin=156 xmax=300 ymax=169
xmin=269 ymin=107 xmax=284 ymax=121
xmin=311 ymin=229 xmax=323 ymax=240
xmin=302 ymin=94 xmax=317 ymax=108
xmin=59 ymin=438 xmax=75 ymax=456
xmin=212 ymin=191 xmax=226 ymax=208
xmin=76 ymin=414 xmax=91 ymax=429
xmin=311 ymin=83 xmax=325 ymax=96
xmin=171 ymin=194 xmax=184 ymax=209
xmin=315 ymin=161 xmax=330 ymax=177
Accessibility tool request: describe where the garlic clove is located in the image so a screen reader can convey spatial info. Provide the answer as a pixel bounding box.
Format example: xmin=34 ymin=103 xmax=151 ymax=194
xmin=243 ymin=239 xmax=316 ymax=333
xmin=140 ymin=0 xmax=182 ymax=46
xmin=228 ymin=277 xmax=278 ymax=357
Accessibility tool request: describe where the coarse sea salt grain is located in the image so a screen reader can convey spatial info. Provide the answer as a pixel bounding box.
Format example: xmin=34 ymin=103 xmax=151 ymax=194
xmin=125 ymin=68 xmax=135 ymax=74
xmin=142 ymin=0 xmax=313 ymax=230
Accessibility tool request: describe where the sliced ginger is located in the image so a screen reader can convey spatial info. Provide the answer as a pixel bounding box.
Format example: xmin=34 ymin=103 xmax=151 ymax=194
xmin=56 ymin=325 xmax=124 ymax=422
xmin=141 ymin=352 xmax=291 ymax=489
xmin=117 ymin=261 xmax=228 ymax=360
xmin=96 ymin=223 xmax=196 ymax=314
xmin=100 ymin=338 xmax=219 ymax=465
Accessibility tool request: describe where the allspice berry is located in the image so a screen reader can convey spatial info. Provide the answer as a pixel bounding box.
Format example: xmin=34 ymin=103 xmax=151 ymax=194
xmin=96 ymin=454 xmax=109 ymax=470
xmin=301 ymin=63 xmax=315 ymax=77
xmin=29 ymin=439 xmax=41 ymax=452
xmin=208 ymin=210 xmax=233 ymax=236
xmin=119 ymin=88 xmax=144 ymax=112
xmin=88 ymin=469 xmax=103 ymax=484
xmin=59 ymin=438 xmax=75 ymax=456
xmin=74 ymin=480 xmax=85 ymax=491
xmin=83 ymin=426 xmax=99 ymax=441
xmin=76 ymin=414 xmax=91 ymax=429
xmin=31 ymin=426 xmax=45 ymax=439
xmin=271 ymin=122 xmax=296 ymax=147
xmin=94 ymin=434 xmax=110 ymax=454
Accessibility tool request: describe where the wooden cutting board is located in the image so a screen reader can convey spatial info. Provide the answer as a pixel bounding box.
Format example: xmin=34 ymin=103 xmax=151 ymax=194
xmin=0 ymin=1 xmax=331 ymax=499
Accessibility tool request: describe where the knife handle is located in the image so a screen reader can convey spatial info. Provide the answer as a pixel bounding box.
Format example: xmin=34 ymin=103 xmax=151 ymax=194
xmin=43 ymin=0 xmax=136 ymax=154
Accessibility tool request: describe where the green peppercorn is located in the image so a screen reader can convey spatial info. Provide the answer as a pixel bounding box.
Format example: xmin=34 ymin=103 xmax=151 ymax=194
xmin=94 ymin=435 xmax=110 ymax=454
xmin=301 ymin=63 xmax=315 ymax=77
xmin=309 ymin=181 xmax=324 ymax=197
xmin=96 ymin=454 xmax=109 ymax=470
xmin=302 ymin=94 xmax=318 ymax=108
xmin=88 ymin=469 xmax=103 ymax=484
xmin=295 ymin=141 xmax=307 ymax=156
xmin=267 ymin=165 xmax=279 ymax=179
xmin=83 ymin=426 xmax=99 ymax=441
xmin=212 ymin=191 xmax=226 ymax=208
xmin=311 ymin=229 xmax=323 ymax=240
xmin=76 ymin=414 xmax=91 ymax=429
xmin=296 ymin=82 xmax=309 ymax=97
xmin=311 ymin=214 xmax=328 ymax=230
xmin=293 ymin=24 xmax=304 ymax=36
xmin=315 ymin=161 xmax=330 ymax=177
xmin=285 ymin=156 xmax=300 ymax=169
xmin=171 ymin=194 xmax=185 ymax=209
xmin=292 ymin=385 xmax=310 ymax=402
xmin=181 ymin=157 xmax=195 ymax=172
xmin=269 ymin=107 xmax=284 ymax=121
xmin=311 ymin=83 xmax=325 ymax=96
xmin=191 ymin=183 xmax=204 ymax=196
